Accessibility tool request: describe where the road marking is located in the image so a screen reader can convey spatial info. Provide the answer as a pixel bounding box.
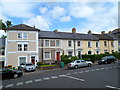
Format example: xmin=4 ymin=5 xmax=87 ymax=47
xmin=79 ymin=71 xmax=84 ymax=73
xmin=16 ymin=82 xmax=23 ymax=86
xmin=91 ymin=69 xmax=95 ymax=71
xmin=51 ymin=76 xmax=58 ymax=79
xmin=96 ymin=69 xmax=100 ymax=71
xmin=105 ymin=67 xmax=109 ymax=69
xmin=73 ymin=72 xmax=78 ymax=74
xmin=26 ymin=80 xmax=32 ymax=84
xmin=101 ymin=68 xmax=104 ymax=70
xmin=6 ymin=84 xmax=14 ymax=88
xmin=35 ymin=79 xmax=42 ymax=82
xmin=65 ymin=75 xmax=84 ymax=82
xmin=85 ymin=70 xmax=89 ymax=72
xmin=59 ymin=75 xmax=66 ymax=77
xmin=43 ymin=77 xmax=50 ymax=80
xmin=66 ymin=73 xmax=71 ymax=75
xmin=109 ymin=67 xmax=113 ymax=69
xmin=106 ymin=85 xmax=120 ymax=90
xmin=114 ymin=66 xmax=117 ymax=68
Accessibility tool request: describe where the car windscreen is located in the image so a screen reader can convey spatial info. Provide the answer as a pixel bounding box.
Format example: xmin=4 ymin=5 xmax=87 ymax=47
xmin=26 ymin=64 xmax=33 ymax=66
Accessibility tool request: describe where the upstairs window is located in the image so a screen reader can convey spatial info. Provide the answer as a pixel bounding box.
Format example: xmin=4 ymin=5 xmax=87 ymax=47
xmin=18 ymin=44 xmax=22 ymax=51
xmin=56 ymin=40 xmax=60 ymax=46
xmin=68 ymin=41 xmax=72 ymax=47
xmin=18 ymin=32 xmax=27 ymax=39
xmin=88 ymin=41 xmax=92 ymax=47
xmin=24 ymin=44 xmax=28 ymax=51
xmin=50 ymin=40 xmax=55 ymax=46
xmin=77 ymin=41 xmax=81 ymax=47
xmin=96 ymin=41 xmax=99 ymax=47
xmin=104 ymin=41 xmax=107 ymax=47
xmin=45 ymin=40 xmax=49 ymax=47
xmin=111 ymin=41 xmax=114 ymax=47
xmin=18 ymin=33 xmax=22 ymax=39
xmin=23 ymin=33 xmax=27 ymax=39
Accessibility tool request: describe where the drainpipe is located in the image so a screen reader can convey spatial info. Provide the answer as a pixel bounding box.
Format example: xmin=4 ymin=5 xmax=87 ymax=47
xmin=41 ymin=38 xmax=43 ymax=63
xmin=73 ymin=35 xmax=76 ymax=56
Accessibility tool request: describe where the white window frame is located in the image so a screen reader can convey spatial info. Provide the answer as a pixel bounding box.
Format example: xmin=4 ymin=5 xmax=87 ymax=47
xmin=45 ymin=40 xmax=50 ymax=47
xmin=68 ymin=40 xmax=72 ymax=47
xmin=17 ymin=42 xmax=28 ymax=52
xmin=56 ymin=40 xmax=60 ymax=47
xmin=88 ymin=50 xmax=92 ymax=55
xmin=88 ymin=41 xmax=92 ymax=47
xmin=18 ymin=56 xmax=27 ymax=66
xmin=18 ymin=32 xmax=28 ymax=39
xmin=18 ymin=32 xmax=22 ymax=39
xmin=77 ymin=40 xmax=82 ymax=47
xmin=44 ymin=51 xmax=51 ymax=60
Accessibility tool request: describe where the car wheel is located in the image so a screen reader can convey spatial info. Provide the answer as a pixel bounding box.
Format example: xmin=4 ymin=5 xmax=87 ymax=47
xmin=88 ymin=63 xmax=91 ymax=67
xmin=74 ymin=65 xmax=78 ymax=69
xmin=14 ymin=74 xmax=18 ymax=78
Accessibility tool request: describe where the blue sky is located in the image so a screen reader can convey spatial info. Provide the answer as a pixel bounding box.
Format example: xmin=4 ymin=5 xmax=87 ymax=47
xmin=0 ymin=0 xmax=118 ymax=34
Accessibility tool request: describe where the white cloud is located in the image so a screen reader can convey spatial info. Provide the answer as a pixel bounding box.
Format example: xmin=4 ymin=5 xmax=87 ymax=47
xmin=24 ymin=16 xmax=51 ymax=30
xmin=50 ymin=6 xmax=66 ymax=19
xmin=60 ymin=16 xmax=71 ymax=22
xmin=39 ymin=7 xmax=48 ymax=14
xmin=69 ymin=2 xmax=118 ymax=33
xmin=2 ymin=1 xmax=35 ymax=18
xmin=70 ymin=6 xmax=94 ymax=18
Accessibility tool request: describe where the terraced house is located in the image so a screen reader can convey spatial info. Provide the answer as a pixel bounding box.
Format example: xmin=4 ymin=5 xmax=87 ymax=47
xmin=4 ymin=24 xmax=39 ymax=67
xmin=4 ymin=24 xmax=119 ymax=67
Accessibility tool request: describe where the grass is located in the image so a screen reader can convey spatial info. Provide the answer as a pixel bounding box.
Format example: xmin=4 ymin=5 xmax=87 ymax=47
xmin=40 ymin=65 xmax=57 ymax=67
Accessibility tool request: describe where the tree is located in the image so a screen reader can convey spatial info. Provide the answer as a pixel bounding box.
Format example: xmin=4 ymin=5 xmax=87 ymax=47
xmin=6 ymin=20 xmax=12 ymax=27
xmin=0 ymin=20 xmax=6 ymax=29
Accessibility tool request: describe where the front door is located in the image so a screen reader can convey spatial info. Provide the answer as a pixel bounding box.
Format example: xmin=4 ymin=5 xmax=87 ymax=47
xmin=31 ymin=56 xmax=35 ymax=64
xmin=56 ymin=52 xmax=60 ymax=61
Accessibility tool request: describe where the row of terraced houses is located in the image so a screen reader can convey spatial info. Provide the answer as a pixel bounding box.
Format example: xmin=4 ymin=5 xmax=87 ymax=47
xmin=1 ymin=24 xmax=120 ymax=68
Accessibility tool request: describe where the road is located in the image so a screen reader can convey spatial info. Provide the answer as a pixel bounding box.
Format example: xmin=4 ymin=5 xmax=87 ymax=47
xmin=2 ymin=62 xmax=120 ymax=89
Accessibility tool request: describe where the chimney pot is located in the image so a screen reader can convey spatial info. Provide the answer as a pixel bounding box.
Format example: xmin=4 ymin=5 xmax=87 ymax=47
xmin=54 ymin=29 xmax=58 ymax=32
xmin=88 ymin=30 xmax=92 ymax=34
xmin=72 ymin=28 xmax=76 ymax=33
xmin=101 ymin=31 xmax=105 ymax=34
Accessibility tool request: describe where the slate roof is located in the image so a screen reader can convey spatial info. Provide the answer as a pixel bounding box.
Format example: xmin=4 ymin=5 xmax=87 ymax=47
xmin=92 ymin=34 xmax=114 ymax=40
xmin=107 ymin=33 xmax=119 ymax=40
xmin=5 ymin=24 xmax=40 ymax=31
xmin=39 ymin=31 xmax=99 ymax=40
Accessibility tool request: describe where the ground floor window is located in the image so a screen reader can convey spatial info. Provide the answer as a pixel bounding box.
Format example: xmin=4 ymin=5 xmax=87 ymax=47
xmin=68 ymin=51 xmax=72 ymax=57
xmin=88 ymin=50 xmax=92 ymax=55
xmin=19 ymin=57 xmax=26 ymax=65
xmin=44 ymin=52 xmax=51 ymax=60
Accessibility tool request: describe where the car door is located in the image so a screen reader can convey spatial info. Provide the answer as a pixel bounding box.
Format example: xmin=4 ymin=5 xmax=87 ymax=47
xmin=2 ymin=69 xmax=13 ymax=79
xmin=76 ymin=60 xmax=81 ymax=67
xmin=81 ymin=60 xmax=87 ymax=66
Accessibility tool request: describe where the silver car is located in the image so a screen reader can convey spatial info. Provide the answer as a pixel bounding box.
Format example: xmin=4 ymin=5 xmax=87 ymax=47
xmin=24 ymin=63 xmax=36 ymax=72
xmin=68 ymin=60 xmax=93 ymax=69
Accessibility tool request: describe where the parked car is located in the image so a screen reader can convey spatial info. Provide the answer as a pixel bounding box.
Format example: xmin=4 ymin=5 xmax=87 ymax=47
xmin=24 ymin=63 xmax=36 ymax=72
xmin=98 ymin=56 xmax=116 ymax=65
xmin=0 ymin=68 xmax=23 ymax=79
xmin=68 ymin=60 xmax=93 ymax=69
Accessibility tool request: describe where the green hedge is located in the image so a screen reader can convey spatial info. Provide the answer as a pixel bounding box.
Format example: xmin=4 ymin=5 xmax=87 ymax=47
xmin=61 ymin=53 xmax=120 ymax=63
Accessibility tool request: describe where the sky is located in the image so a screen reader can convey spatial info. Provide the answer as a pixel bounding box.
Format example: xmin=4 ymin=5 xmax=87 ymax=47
xmin=0 ymin=0 xmax=119 ymax=35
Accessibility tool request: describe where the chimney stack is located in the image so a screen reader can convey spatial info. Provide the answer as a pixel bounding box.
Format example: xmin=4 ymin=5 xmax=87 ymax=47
xmin=88 ymin=30 xmax=92 ymax=34
xmin=54 ymin=29 xmax=58 ymax=32
xmin=72 ymin=28 xmax=76 ymax=33
xmin=101 ymin=31 xmax=105 ymax=34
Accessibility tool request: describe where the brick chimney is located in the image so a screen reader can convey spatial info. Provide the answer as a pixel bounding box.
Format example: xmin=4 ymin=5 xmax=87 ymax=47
xmin=88 ymin=30 xmax=92 ymax=34
xmin=72 ymin=28 xmax=76 ymax=33
xmin=54 ymin=29 xmax=58 ymax=32
xmin=101 ymin=31 xmax=105 ymax=34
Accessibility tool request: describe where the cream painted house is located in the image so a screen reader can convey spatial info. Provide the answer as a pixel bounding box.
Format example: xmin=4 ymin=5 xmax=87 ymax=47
xmin=38 ymin=28 xmax=119 ymax=64
xmin=4 ymin=24 xmax=39 ymax=67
